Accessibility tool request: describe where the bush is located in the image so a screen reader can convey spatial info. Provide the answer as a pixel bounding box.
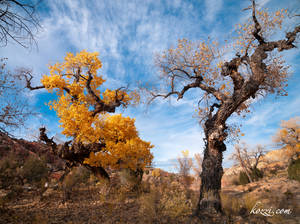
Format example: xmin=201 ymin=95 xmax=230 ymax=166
xmin=21 ymin=155 xmax=49 ymax=185
xmin=159 ymin=182 xmax=192 ymax=218
xmin=139 ymin=189 xmax=159 ymax=222
xmin=62 ymin=166 xmax=92 ymax=200
xmin=0 ymin=153 xmax=23 ymax=189
xmin=119 ymin=168 xmax=143 ymax=191
xmin=251 ymin=167 xmax=263 ymax=181
xmin=288 ymin=158 xmax=300 ymax=182
xmin=238 ymin=172 xmax=250 ymax=185
xmin=220 ymin=193 xmax=243 ymax=216
xmin=225 ymin=174 xmax=239 ymax=186
xmin=5 ymin=185 xmax=23 ymax=200
xmin=238 ymin=168 xmax=263 ymax=185
xmin=139 ymin=179 xmax=193 ymax=222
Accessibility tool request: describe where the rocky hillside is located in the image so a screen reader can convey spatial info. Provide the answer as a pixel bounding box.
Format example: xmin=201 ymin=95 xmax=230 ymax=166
xmin=0 ymin=131 xmax=65 ymax=172
xmin=222 ymin=148 xmax=290 ymax=187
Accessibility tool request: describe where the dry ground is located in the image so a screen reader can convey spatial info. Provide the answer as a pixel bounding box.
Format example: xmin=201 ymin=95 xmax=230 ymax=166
xmin=1 ymin=171 xmax=299 ymax=224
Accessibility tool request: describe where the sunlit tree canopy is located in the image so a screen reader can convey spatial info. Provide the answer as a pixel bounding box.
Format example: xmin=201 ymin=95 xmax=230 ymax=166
xmin=36 ymin=50 xmax=153 ymax=171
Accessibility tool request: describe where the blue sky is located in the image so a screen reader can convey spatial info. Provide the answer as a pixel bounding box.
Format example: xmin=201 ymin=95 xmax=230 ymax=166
xmin=1 ymin=0 xmax=299 ymax=171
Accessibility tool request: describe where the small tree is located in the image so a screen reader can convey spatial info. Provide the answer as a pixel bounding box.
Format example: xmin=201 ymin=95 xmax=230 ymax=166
xmin=273 ymin=116 xmax=300 ymax=160
xmin=176 ymin=150 xmax=194 ymax=188
xmin=230 ymin=143 xmax=264 ymax=183
xmin=147 ymin=0 xmax=300 ymax=218
xmin=22 ymin=50 xmax=153 ymax=181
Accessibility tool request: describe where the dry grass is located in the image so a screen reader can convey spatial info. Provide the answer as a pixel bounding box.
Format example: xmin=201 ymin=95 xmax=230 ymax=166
xmin=1 ymin=160 xmax=299 ymax=224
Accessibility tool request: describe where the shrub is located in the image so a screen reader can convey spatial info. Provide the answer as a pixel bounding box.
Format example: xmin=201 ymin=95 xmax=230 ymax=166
xmin=238 ymin=168 xmax=263 ymax=185
xmin=139 ymin=180 xmax=193 ymax=222
xmin=159 ymin=183 xmax=192 ymax=218
xmin=238 ymin=172 xmax=250 ymax=185
xmin=288 ymin=158 xmax=300 ymax=182
xmin=0 ymin=153 xmax=23 ymax=189
xmin=251 ymin=167 xmax=263 ymax=181
xmin=5 ymin=185 xmax=23 ymax=200
xmin=65 ymin=166 xmax=91 ymax=187
xmin=220 ymin=193 xmax=242 ymax=216
xmin=139 ymin=189 xmax=159 ymax=222
xmin=21 ymin=155 xmax=49 ymax=185
xmin=119 ymin=168 xmax=143 ymax=192
xmin=61 ymin=166 xmax=92 ymax=200
xmin=243 ymin=194 xmax=257 ymax=212
xmin=228 ymin=175 xmax=240 ymax=186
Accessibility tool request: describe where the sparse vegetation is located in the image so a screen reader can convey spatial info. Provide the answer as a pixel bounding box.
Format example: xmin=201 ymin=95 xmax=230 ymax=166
xmin=21 ymin=155 xmax=49 ymax=185
xmin=238 ymin=167 xmax=264 ymax=185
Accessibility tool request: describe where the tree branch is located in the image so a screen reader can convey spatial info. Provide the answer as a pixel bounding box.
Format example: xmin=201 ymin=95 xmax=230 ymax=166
xmin=221 ymin=56 xmax=246 ymax=91
xmin=251 ymin=0 xmax=265 ymax=45
xmin=85 ymin=71 xmax=127 ymax=116
xmin=208 ymin=103 xmax=220 ymax=119
xmin=0 ymin=0 xmax=40 ymax=48
xmin=39 ymin=127 xmax=110 ymax=180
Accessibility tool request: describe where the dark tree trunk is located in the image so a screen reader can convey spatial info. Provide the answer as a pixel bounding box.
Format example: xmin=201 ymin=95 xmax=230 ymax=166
xmin=194 ymin=119 xmax=227 ymax=222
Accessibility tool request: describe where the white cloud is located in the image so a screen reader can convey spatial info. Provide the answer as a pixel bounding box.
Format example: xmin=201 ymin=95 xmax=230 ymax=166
xmin=204 ymin=0 xmax=223 ymax=22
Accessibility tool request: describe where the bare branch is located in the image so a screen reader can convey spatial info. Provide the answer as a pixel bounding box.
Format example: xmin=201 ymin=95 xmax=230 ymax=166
xmin=0 ymin=0 xmax=41 ymax=48
xmin=0 ymin=59 xmax=34 ymax=134
xmin=251 ymin=0 xmax=265 ymax=44
xmin=21 ymin=69 xmax=45 ymax=90
xmin=85 ymin=71 xmax=128 ymax=116
xmin=231 ymin=144 xmax=253 ymax=182
xmin=221 ymin=56 xmax=245 ymax=91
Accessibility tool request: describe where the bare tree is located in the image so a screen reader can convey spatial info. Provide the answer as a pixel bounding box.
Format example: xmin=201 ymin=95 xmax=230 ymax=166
xmin=146 ymin=0 xmax=300 ymax=219
xmin=0 ymin=1 xmax=41 ymax=133
xmin=0 ymin=0 xmax=41 ymax=48
xmin=230 ymin=143 xmax=264 ymax=183
xmin=0 ymin=58 xmax=33 ymax=134
xmin=175 ymin=150 xmax=194 ymax=188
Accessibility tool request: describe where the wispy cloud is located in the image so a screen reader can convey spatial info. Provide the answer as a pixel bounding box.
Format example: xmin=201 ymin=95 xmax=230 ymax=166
xmin=204 ymin=0 xmax=223 ymax=23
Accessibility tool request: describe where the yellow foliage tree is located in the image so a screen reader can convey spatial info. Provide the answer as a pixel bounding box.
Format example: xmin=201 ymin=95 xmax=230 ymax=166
xmin=273 ymin=117 xmax=300 ymax=159
xmin=23 ymin=50 xmax=153 ymax=180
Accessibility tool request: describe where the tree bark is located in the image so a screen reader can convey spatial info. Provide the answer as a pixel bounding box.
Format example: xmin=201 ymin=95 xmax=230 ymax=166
xmin=194 ymin=119 xmax=227 ymax=222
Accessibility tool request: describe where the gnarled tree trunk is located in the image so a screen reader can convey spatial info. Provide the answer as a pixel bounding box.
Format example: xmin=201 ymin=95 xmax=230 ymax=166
xmin=39 ymin=127 xmax=110 ymax=182
xmin=194 ymin=118 xmax=227 ymax=222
